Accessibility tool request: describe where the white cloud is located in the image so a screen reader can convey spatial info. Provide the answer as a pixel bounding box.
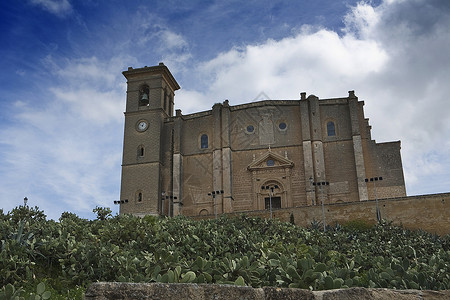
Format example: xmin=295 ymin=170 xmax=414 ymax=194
xmin=134 ymin=19 xmax=192 ymax=71
xmin=160 ymin=30 xmax=188 ymax=50
xmin=342 ymin=1 xmax=380 ymax=38
xmin=49 ymin=88 xmax=122 ymax=124
xmin=44 ymin=56 xmax=127 ymax=124
xmin=183 ymin=27 xmax=387 ymax=107
xmin=175 ymin=89 xmax=213 ymax=114
xmin=0 ymin=56 xmax=126 ymax=219
xmin=54 ymin=57 xmax=117 ymax=87
xmin=157 ymin=31 xmax=192 ymax=70
xmin=29 ymin=0 xmax=73 ymax=17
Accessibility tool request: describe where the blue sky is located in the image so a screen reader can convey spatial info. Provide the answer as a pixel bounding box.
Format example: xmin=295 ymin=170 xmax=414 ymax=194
xmin=0 ymin=0 xmax=449 ymax=220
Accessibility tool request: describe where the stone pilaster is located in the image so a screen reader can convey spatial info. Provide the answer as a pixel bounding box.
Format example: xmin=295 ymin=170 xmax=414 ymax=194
xmin=300 ymin=98 xmax=315 ymax=205
xmin=221 ymin=101 xmax=233 ymax=213
xmin=349 ymin=91 xmax=368 ymax=201
xmin=308 ymin=95 xmax=327 ymax=205
xmin=172 ymin=153 xmax=182 ymax=216
xmin=171 ymin=114 xmax=183 ymax=215
xmin=222 ymin=147 xmax=232 ymax=212
xmin=212 ymin=103 xmax=223 ymax=215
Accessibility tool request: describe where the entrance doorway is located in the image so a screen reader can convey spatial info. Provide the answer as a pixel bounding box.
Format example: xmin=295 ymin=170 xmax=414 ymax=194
xmin=265 ymin=197 xmax=281 ymax=210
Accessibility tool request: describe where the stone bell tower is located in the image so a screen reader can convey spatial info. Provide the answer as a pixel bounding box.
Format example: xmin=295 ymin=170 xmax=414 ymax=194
xmin=119 ymin=63 xmax=180 ymax=216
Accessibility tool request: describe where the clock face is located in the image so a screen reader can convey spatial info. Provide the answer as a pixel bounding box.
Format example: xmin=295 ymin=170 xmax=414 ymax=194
xmin=137 ymin=120 xmax=148 ymax=132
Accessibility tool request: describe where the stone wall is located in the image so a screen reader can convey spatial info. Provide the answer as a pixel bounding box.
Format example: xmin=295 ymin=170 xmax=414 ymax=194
xmin=84 ymin=282 xmax=450 ymax=300
xmin=192 ymin=193 xmax=450 ymax=235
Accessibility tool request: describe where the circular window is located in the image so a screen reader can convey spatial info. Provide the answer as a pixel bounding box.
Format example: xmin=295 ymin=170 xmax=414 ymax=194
xmin=279 ymin=122 xmax=287 ymax=130
xmin=246 ymin=125 xmax=255 ymax=133
xmin=267 ymin=159 xmax=275 ymax=166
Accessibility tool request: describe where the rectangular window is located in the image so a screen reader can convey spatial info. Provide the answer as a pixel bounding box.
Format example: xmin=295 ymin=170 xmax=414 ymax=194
xmin=265 ymin=197 xmax=281 ymax=209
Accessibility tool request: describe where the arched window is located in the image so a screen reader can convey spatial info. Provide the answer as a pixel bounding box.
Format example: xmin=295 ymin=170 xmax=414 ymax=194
xmin=327 ymin=121 xmax=336 ymax=136
xmin=201 ymin=134 xmax=208 ymax=149
xmin=137 ymin=192 xmax=143 ymax=202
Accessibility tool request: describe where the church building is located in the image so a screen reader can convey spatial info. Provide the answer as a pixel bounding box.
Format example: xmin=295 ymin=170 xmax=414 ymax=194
xmin=119 ymin=63 xmax=406 ymax=217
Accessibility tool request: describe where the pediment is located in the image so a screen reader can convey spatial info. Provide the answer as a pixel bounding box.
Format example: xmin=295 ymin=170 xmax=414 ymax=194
xmin=247 ymin=150 xmax=294 ymax=171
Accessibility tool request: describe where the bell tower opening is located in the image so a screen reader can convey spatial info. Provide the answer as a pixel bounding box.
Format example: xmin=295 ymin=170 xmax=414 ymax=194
xmin=139 ymin=85 xmax=149 ymax=106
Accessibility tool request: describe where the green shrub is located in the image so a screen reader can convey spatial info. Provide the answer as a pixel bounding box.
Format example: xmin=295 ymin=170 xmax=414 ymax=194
xmin=341 ymin=219 xmax=374 ymax=231
xmin=1 ymin=205 xmax=449 ymax=296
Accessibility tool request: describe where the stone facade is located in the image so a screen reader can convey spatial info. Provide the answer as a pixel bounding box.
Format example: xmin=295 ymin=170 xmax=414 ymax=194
xmin=119 ymin=64 xmax=406 ymax=217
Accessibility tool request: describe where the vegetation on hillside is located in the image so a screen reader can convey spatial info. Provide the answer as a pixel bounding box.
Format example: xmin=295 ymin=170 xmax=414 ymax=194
xmin=1 ymin=205 xmax=449 ymax=298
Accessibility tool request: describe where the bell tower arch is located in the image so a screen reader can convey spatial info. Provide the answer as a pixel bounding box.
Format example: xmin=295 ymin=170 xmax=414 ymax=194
xmin=119 ymin=63 xmax=180 ymax=216
xmin=123 ymin=63 xmax=179 ymax=116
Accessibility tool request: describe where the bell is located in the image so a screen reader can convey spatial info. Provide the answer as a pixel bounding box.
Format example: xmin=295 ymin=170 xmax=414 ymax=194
xmin=140 ymin=93 xmax=149 ymax=101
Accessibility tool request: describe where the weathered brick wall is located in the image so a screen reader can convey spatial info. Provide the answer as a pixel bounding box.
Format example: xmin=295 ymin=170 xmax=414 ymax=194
xmin=179 ymin=153 xmax=214 ymax=216
xmin=180 ymin=115 xmax=214 ymax=156
xmin=193 ymin=193 xmax=450 ymax=235
xmin=84 ymin=282 xmax=450 ymax=300
xmin=323 ymin=140 xmax=360 ymax=203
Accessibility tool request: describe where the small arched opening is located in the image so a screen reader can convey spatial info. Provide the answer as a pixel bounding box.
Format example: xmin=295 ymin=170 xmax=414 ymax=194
xmin=327 ymin=121 xmax=336 ymax=136
xmin=200 ymin=134 xmax=208 ymax=149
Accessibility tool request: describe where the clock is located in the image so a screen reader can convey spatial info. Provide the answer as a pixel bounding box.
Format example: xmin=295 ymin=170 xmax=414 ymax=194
xmin=136 ymin=120 xmax=148 ymax=132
